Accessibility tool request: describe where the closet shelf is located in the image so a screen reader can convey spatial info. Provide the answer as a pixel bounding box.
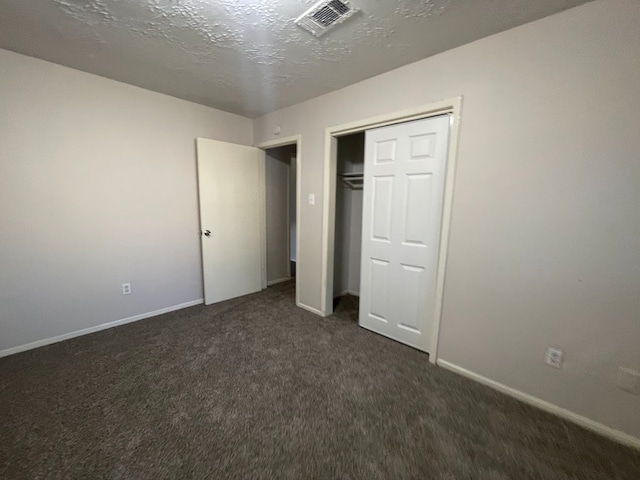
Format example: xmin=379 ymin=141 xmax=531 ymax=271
xmin=339 ymin=172 xmax=364 ymax=190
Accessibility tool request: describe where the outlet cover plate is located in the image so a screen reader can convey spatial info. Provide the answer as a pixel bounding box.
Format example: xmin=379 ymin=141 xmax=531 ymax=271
xmin=545 ymin=347 xmax=564 ymax=369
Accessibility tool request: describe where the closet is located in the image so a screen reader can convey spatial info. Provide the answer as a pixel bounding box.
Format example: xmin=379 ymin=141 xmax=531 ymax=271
xmin=333 ymin=132 xmax=364 ymax=300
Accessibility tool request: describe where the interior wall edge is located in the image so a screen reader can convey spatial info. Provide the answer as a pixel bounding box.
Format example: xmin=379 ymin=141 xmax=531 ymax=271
xmin=296 ymin=302 xmax=326 ymax=318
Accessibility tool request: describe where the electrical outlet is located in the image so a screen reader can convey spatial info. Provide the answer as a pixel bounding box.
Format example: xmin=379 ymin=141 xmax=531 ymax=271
xmin=545 ymin=347 xmax=564 ymax=369
xmin=122 ymin=283 xmax=131 ymax=295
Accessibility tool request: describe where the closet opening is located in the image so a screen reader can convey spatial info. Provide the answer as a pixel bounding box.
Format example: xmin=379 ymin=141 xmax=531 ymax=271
xmin=332 ymin=132 xmax=365 ymax=320
xmin=321 ymin=98 xmax=462 ymax=363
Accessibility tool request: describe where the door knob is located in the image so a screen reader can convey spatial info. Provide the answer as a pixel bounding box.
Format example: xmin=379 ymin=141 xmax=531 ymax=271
xmin=203 ymin=230 xmax=211 ymax=237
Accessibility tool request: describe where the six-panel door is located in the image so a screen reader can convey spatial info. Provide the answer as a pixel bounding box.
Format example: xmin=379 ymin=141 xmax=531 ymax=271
xmin=359 ymin=115 xmax=450 ymax=352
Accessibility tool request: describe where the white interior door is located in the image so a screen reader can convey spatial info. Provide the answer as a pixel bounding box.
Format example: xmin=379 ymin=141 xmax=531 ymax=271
xmin=359 ymin=115 xmax=450 ymax=352
xmin=196 ymin=138 xmax=263 ymax=305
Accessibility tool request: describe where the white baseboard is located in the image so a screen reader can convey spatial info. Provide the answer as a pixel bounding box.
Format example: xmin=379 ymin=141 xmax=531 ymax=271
xmin=437 ymin=360 xmax=640 ymax=450
xmin=334 ymin=290 xmax=360 ymax=298
xmin=297 ymin=302 xmax=326 ymax=317
xmin=267 ymin=277 xmax=291 ymax=286
xmin=0 ymin=299 xmax=204 ymax=359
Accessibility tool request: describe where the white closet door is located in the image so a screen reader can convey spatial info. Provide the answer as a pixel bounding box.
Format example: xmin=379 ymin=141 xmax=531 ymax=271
xmin=196 ymin=138 xmax=263 ymax=305
xmin=359 ymin=115 xmax=450 ymax=352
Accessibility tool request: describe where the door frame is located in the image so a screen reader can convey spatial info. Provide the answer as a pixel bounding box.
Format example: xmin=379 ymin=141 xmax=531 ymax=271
xmin=320 ymin=97 xmax=463 ymax=364
xmin=256 ymin=135 xmax=302 ymax=308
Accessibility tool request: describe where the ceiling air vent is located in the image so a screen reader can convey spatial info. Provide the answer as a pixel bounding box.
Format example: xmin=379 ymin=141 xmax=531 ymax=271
xmin=295 ymin=0 xmax=358 ymax=38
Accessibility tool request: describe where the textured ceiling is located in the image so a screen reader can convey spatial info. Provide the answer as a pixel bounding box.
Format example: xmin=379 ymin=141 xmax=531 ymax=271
xmin=0 ymin=0 xmax=591 ymax=118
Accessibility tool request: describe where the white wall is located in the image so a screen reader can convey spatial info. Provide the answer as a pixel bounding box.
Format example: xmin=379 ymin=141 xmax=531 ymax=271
xmin=265 ymin=145 xmax=295 ymax=283
xmin=333 ymin=187 xmax=363 ymax=297
xmin=0 ymin=48 xmax=253 ymax=354
xmin=333 ymin=180 xmax=350 ymax=296
xmin=253 ymin=0 xmax=640 ymax=440
xmin=347 ymin=191 xmax=363 ymax=295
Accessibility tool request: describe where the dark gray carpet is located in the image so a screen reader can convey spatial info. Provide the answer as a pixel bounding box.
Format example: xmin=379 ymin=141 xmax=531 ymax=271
xmin=1 ymin=281 xmax=639 ymax=479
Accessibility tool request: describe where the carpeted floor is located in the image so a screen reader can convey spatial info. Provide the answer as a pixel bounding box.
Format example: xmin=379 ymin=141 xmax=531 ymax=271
xmin=1 ymin=281 xmax=639 ymax=479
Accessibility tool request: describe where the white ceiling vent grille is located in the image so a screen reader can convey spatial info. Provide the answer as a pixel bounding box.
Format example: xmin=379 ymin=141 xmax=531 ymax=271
xmin=295 ymin=0 xmax=358 ymax=38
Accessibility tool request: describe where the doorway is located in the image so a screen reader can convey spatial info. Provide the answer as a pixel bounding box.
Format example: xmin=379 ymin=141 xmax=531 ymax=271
xmin=321 ymin=98 xmax=462 ymax=363
xmin=257 ymin=136 xmax=301 ymax=306
xmin=333 ymin=132 xmax=364 ymax=317
xmin=264 ymin=144 xmax=297 ymax=285
xmin=196 ymin=135 xmax=301 ymax=308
